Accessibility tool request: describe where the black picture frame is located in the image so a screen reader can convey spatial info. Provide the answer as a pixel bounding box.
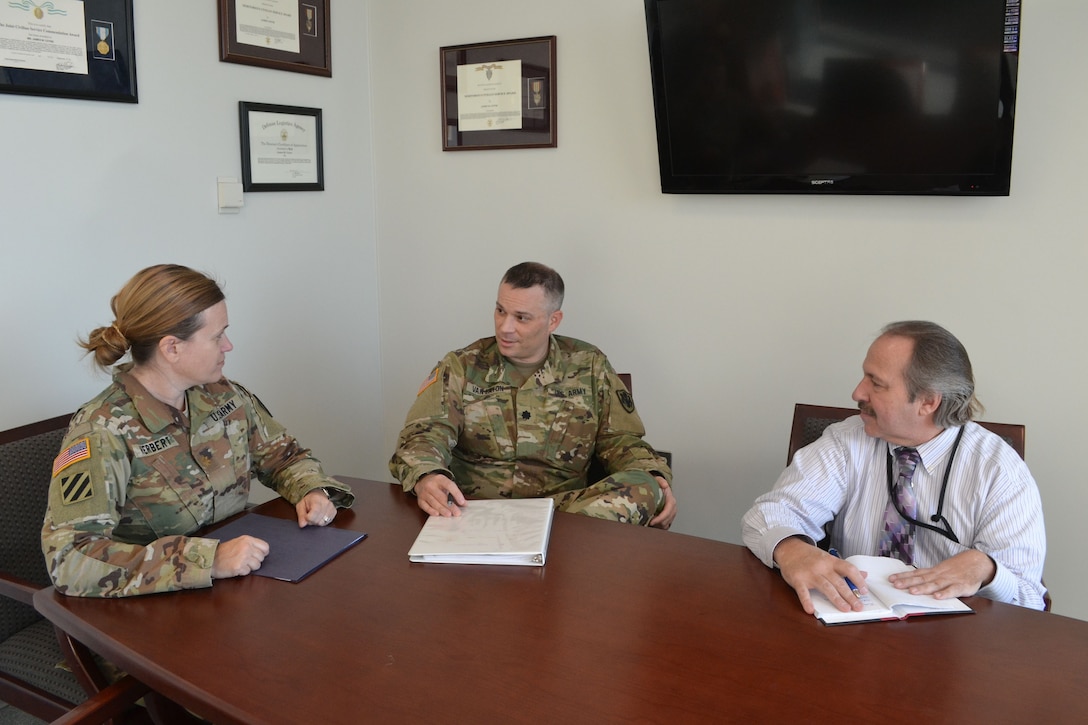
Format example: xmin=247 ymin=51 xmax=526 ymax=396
xmin=239 ymin=101 xmax=324 ymax=192
xmin=0 ymin=0 xmax=137 ymax=103
xmin=441 ymin=35 xmax=557 ymax=151
xmin=218 ymin=0 xmax=331 ymax=77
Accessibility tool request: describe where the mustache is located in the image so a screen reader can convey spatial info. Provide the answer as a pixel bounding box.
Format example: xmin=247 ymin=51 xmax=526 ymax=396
xmin=858 ymin=404 xmax=874 ymax=417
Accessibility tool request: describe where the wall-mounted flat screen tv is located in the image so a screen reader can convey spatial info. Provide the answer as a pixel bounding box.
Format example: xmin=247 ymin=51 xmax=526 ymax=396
xmin=644 ymin=0 xmax=1021 ymax=195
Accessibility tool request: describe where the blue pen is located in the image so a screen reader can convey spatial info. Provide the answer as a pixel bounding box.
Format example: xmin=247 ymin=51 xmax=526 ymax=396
xmin=828 ymin=547 xmax=862 ymax=598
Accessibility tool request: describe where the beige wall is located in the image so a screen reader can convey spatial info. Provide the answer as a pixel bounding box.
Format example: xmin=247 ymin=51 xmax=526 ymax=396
xmin=371 ymin=2 xmax=1088 ymax=620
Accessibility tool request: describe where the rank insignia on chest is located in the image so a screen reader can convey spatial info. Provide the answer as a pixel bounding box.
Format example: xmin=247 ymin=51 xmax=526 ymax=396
xmin=617 ymin=389 xmax=635 ymax=413
xmin=60 ymin=471 xmax=94 ymax=505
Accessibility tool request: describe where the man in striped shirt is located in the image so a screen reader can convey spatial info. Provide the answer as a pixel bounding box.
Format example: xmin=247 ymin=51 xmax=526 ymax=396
xmin=742 ymin=321 xmax=1046 ymax=612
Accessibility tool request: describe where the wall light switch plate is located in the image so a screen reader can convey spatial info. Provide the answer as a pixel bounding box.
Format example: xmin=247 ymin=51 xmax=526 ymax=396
xmin=217 ymin=177 xmax=244 ymax=214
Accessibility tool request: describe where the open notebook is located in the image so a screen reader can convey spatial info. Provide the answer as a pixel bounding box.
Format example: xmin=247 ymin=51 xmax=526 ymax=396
xmin=408 ymin=498 xmax=554 ymax=566
xmin=812 ymin=554 xmax=973 ymax=625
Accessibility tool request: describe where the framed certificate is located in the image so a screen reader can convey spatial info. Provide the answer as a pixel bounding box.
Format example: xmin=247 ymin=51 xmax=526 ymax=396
xmin=0 ymin=0 xmax=137 ymax=103
xmin=239 ymin=101 xmax=324 ymax=192
xmin=217 ymin=0 xmax=331 ymax=77
xmin=440 ymin=36 xmax=557 ymax=151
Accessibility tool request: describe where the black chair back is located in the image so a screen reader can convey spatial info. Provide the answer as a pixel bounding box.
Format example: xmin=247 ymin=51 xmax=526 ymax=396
xmin=0 ymin=413 xmax=91 ymax=717
xmin=0 ymin=414 xmax=72 ymax=641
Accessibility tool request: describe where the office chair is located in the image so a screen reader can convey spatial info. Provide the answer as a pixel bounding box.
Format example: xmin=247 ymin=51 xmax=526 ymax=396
xmin=0 ymin=414 xmax=149 ymax=723
xmin=49 ymin=676 xmax=149 ymax=725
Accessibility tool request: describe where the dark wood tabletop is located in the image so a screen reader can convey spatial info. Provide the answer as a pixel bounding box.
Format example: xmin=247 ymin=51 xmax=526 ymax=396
xmin=35 ymin=478 xmax=1088 ymax=724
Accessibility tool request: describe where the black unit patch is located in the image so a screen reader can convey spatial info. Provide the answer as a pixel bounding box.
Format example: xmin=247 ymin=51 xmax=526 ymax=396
xmin=60 ymin=471 xmax=94 ymax=505
xmin=617 ymin=389 xmax=635 ymax=413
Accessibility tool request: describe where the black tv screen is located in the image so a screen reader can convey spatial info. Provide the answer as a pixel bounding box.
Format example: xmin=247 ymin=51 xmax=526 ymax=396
xmin=644 ymin=0 xmax=1021 ymax=195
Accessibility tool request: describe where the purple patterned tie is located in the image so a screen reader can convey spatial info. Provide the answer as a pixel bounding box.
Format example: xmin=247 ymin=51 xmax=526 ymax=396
xmin=879 ymin=447 xmax=921 ymax=564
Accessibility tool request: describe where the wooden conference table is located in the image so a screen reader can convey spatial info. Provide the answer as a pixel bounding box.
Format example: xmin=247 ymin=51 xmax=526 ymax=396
xmin=35 ymin=478 xmax=1088 ymax=724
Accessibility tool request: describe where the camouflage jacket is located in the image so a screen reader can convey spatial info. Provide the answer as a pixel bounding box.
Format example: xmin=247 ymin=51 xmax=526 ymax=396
xmin=389 ymin=335 xmax=671 ymax=498
xmin=41 ymin=366 xmax=353 ymax=597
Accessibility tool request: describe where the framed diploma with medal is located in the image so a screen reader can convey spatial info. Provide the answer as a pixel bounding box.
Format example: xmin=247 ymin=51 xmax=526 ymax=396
xmin=0 ymin=0 xmax=137 ymax=103
xmin=441 ymin=36 xmax=557 ymax=151
xmin=217 ymin=0 xmax=331 ymax=77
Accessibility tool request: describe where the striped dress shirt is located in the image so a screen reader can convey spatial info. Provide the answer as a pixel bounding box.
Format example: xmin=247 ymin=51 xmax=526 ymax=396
xmin=742 ymin=416 xmax=1047 ymax=610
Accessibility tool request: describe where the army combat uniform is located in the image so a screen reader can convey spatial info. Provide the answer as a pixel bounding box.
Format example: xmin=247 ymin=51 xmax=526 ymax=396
xmin=389 ymin=335 xmax=672 ymax=524
xmin=41 ymin=365 xmax=353 ymax=597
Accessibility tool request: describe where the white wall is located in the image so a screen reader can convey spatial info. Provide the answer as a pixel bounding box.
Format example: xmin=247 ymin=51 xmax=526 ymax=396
xmin=1 ymin=5 xmax=386 ymax=480
xmin=371 ymin=2 xmax=1088 ymax=620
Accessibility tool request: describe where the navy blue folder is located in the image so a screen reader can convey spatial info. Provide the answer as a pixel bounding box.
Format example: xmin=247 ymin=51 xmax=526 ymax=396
xmin=209 ymin=513 xmax=366 ymax=582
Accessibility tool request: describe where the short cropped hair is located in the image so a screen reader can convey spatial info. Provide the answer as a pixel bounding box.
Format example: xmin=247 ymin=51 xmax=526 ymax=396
xmin=501 ymin=262 xmax=565 ymax=312
xmin=881 ymin=320 xmax=983 ymax=427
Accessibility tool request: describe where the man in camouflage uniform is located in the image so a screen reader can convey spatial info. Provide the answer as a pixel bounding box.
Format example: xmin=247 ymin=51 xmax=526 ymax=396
xmin=389 ymin=262 xmax=675 ymax=528
xmin=42 ymin=365 xmax=353 ymax=597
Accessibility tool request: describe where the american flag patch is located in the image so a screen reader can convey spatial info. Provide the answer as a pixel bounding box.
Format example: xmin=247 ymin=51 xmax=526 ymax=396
xmin=53 ymin=438 xmax=91 ymax=476
xmin=417 ymin=366 xmax=439 ymax=396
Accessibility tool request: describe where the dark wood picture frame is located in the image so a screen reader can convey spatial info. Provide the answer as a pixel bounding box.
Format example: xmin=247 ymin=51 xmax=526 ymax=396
xmin=0 ymin=0 xmax=137 ymax=103
xmin=441 ymin=35 xmax=557 ymax=151
xmin=217 ymin=0 xmax=331 ymax=77
xmin=239 ymin=101 xmax=324 ymax=192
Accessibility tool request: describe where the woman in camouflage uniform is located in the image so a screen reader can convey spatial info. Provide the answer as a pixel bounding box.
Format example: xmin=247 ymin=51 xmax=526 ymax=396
xmin=42 ymin=264 xmax=353 ymax=597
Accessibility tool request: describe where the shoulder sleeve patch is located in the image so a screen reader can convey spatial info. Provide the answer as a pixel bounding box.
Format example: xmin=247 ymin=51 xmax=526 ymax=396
xmin=616 ymin=389 xmax=635 ymax=414
xmin=417 ymin=365 xmax=439 ymax=396
xmin=53 ymin=438 xmax=91 ymax=476
xmin=60 ymin=471 xmax=94 ymax=505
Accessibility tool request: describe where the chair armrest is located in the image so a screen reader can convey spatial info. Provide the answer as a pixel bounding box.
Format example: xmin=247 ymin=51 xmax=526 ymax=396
xmin=55 ymin=628 xmax=113 ymax=694
xmin=49 ymin=675 xmax=149 ymax=725
xmin=0 ymin=571 xmax=40 ymax=606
